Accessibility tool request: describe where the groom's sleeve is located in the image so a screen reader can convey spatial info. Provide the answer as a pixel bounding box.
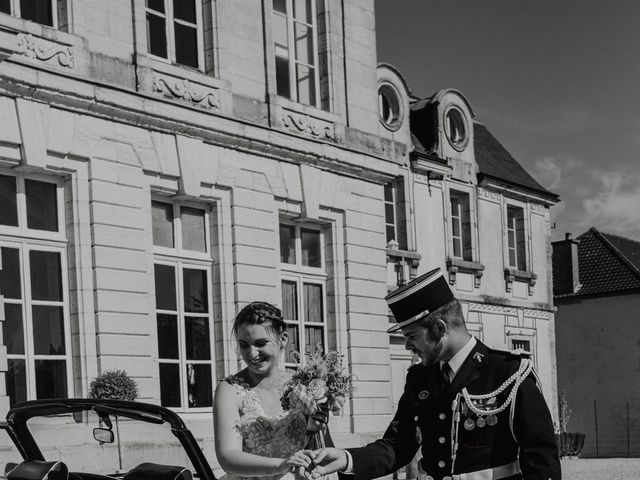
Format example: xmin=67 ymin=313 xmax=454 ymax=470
xmin=346 ymin=372 xmax=420 ymax=480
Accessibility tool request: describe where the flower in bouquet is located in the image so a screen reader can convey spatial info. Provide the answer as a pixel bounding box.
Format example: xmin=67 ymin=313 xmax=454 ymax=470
xmin=281 ymin=349 xmax=352 ymax=416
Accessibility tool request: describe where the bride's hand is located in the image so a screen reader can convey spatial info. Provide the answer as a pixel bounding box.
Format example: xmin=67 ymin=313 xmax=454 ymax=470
xmin=282 ymin=450 xmax=315 ymax=473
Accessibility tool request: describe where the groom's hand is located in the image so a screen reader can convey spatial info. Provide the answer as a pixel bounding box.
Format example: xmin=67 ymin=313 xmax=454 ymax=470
xmin=309 ymin=448 xmax=348 ymax=478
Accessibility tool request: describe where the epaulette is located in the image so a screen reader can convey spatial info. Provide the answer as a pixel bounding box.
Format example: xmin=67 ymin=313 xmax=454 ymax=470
xmin=489 ymin=346 xmax=532 ymax=357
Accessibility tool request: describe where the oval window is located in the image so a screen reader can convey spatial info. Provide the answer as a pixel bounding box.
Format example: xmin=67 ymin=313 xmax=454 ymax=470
xmin=445 ymin=107 xmax=468 ymax=150
xmin=378 ymin=84 xmax=402 ymax=131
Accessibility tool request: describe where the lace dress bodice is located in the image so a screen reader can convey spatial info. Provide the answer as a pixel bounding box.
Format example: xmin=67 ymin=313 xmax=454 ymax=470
xmin=222 ymin=374 xmax=308 ymax=480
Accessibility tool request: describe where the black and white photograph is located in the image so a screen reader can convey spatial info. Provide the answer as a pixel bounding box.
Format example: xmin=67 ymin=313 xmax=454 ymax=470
xmin=0 ymin=1 xmax=638 ymax=479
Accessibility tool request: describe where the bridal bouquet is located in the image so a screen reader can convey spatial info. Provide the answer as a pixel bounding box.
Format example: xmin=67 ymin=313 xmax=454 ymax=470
xmin=281 ymin=350 xmax=352 ymax=417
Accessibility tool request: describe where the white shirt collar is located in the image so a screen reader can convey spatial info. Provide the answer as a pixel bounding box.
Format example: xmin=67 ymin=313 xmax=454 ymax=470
xmin=441 ymin=336 xmax=476 ymax=380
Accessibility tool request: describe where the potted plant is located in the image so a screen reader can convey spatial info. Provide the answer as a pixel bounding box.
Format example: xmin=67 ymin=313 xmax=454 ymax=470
xmin=554 ymin=390 xmax=585 ymax=458
xmin=88 ymin=370 xmax=139 ymax=471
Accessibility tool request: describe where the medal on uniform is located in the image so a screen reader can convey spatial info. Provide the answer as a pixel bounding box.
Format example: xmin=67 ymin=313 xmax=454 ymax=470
xmin=487 ymin=414 xmax=498 ymax=426
xmin=418 ymin=390 xmax=430 ymax=400
xmin=464 ymin=418 xmax=475 ymax=430
xmin=476 ymin=416 xmax=486 ymax=428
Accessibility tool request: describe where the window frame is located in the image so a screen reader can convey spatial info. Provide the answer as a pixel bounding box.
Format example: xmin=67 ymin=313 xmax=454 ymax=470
xmin=145 ymin=0 xmax=206 ymax=72
xmin=444 ymin=105 xmax=469 ymax=151
xmin=279 ymin=220 xmax=328 ymax=366
xmin=0 ymin=0 xmax=59 ymax=28
xmin=272 ymin=0 xmax=322 ymax=108
xmin=152 ymin=198 xmax=215 ymax=412
xmin=0 ymin=171 xmax=71 ymax=406
xmin=445 ymin=183 xmax=478 ymax=263
xmin=383 ymin=180 xmax=407 ymax=250
xmin=508 ymin=333 xmax=536 ymax=366
xmin=504 ymin=201 xmax=529 ymax=272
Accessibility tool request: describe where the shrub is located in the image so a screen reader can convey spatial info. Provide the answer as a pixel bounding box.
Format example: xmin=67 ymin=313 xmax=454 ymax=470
xmin=88 ymin=370 xmax=138 ymax=401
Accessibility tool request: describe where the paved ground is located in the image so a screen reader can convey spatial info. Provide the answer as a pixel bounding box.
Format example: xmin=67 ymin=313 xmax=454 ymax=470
xmin=562 ymin=458 xmax=640 ymax=479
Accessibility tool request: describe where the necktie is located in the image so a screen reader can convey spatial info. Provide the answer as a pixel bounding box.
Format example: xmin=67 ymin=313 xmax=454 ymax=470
xmin=441 ymin=362 xmax=452 ymax=385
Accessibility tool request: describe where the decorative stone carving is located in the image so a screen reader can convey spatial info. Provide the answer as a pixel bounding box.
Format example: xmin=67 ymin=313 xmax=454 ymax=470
xmin=282 ymin=111 xmax=335 ymax=140
xmin=16 ymin=33 xmax=73 ymax=69
xmin=478 ymin=188 xmax=501 ymax=202
xmin=530 ymin=202 xmax=546 ymax=213
xmin=153 ymin=76 xmax=220 ymax=109
xmin=446 ymin=258 xmax=484 ymax=288
xmin=468 ymin=302 xmax=517 ymax=315
xmin=504 ymin=267 xmax=537 ymax=295
xmin=523 ymin=309 xmax=551 ymax=320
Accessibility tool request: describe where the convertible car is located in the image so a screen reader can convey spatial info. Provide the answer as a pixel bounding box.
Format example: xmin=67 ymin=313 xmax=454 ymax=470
xmin=0 ymin=399 xmax=216 ymax=480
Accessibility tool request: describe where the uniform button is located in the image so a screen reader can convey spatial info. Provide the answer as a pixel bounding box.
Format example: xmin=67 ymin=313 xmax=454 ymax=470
xmin=438 ymin=436 xmax=445 ymax=444
xmin=414 ymin=415 xmax=419 ymax=421
xmin=439 ymin=412 xmax=446 ymax=420
xmin=438 ymin=461 xmax=446 ymax=468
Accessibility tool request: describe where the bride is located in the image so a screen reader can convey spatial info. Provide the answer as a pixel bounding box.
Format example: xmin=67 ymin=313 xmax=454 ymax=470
xmin=214 ymin=302 xmax=334 ymax=480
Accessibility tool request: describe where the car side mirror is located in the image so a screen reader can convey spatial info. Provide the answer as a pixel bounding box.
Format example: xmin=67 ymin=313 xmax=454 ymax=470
xmin=93 ymin=427 xmax=114 ymax=444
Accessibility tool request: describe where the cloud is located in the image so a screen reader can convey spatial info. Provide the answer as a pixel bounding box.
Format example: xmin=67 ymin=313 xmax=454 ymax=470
xmin=531 ymin=155 xmax=585 ymax=190
xmin=580 ymin=171 xmax=640 ymax=238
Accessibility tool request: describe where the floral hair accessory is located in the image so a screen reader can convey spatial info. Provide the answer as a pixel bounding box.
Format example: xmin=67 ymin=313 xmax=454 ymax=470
xmin=281 ymin=350 xmax=352 ymax=416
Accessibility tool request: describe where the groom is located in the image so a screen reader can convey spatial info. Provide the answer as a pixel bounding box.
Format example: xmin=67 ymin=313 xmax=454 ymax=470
xmin=311 ymin=268 xmax=561 ymax=480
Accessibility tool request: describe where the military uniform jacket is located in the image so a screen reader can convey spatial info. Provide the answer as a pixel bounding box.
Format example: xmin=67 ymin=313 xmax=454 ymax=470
xmin=347 ymin=340 xmax=561 ymax=480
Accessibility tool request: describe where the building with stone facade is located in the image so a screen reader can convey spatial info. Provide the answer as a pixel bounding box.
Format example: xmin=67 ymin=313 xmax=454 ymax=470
xmin=0 ymin=0 xmax=558 ymax=473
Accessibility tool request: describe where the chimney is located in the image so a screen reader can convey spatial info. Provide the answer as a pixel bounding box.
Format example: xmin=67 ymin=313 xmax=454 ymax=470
xmin=552 ymin=233 xmax=580 ymax=295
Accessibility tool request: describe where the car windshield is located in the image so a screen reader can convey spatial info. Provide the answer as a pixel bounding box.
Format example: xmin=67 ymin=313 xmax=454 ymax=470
xmin=25 ymin=410 xmax=197 ymax=477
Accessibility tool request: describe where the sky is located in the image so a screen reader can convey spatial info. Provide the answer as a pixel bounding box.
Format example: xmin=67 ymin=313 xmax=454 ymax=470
xmin=375 ymin=0 xmax=640 ymax=241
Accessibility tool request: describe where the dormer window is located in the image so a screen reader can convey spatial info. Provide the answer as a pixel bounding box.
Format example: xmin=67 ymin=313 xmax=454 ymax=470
xmin=445 ymin=107 xmax=468 ymax=151
xmin=378 ymin=83 xmax=402 ymax=131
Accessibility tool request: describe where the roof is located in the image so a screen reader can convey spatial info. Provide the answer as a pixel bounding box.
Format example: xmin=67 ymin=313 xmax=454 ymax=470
xmin=409 ymin=97 xmax=558 ymax=200
xmin=556 ymin=227 xmax=640 ymax=299
xmin=473 ymin=122 xmax=558 ymax=199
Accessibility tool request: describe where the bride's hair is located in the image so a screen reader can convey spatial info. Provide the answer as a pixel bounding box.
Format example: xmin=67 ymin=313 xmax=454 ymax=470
xmin=232 ymin=301 xmax=287 ymax=338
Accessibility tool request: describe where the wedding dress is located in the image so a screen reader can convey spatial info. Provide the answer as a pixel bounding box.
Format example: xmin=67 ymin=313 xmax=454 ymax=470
xmin=221 ymin=374 xmax=338 ymax=480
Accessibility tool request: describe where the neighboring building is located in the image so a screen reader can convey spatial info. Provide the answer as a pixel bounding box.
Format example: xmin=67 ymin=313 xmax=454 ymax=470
xmin=553 ymin=228 xmax=640 ymax=458
xmin=0 ymin=0 xmax=560 ymax=473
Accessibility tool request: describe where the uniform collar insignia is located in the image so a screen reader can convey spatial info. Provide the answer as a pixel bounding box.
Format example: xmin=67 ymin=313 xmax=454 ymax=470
xmin=473 ymin=352 xmax=484 ymax=364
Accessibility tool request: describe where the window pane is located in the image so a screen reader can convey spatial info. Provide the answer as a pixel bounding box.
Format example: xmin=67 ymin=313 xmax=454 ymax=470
xmin=281 ymin=280 xmax=297 ymax=320
xmin=6 ymin=360 xmax=27 ymax=406
xmin=29 ymin=250 xmax=62 ymax=301
xmin=301 ymin=228 xmax=320 ymax=267
xmin=303 ymin=283 xmax=323 ymax=323
xmin=174 ymin=23 xmax=198 ymax=68
xmin=385 ymin=203 xmax=395 ymax=225
xmin=273 ymin=12 xmax=289 ymax=51
xmin=0 ymin=0 xmax=10 ymax=14
xmin=386 ymin=225 xmax=395 ymax=244
xmin=152 ymin=201 xmax=174 ymax=248
xmin=384 ymin=183 xmax=394 ymax=203
xmin=25 ymin=179 xmax=58 ymax=232
xmin=294 ymin=22 xmax=314 ymax=65
xmin=285 ymin=324 xmax=299 ymax=363
xmin=154 ymin=264 xmax=177 ymax=311
xmin=279 ymin=224 xmax=296 ymax=264
xmin=181 ymin=206 xmax=206 ymax=252
xmin=183 ymin=268 xmax=208 ymax=313
xmin=159 ymin=363 xmax=181 ymax=407
xmin=147 ymin=12 xmax=168 ymax=58
xmin=0 ymin=175 xmax=18 ymax=227
xmin=146 ymin=0 xmax=165 ymax=13
xmin=157 ymin=314 xmax=179 ymax=359
xmin=35 ymin=360 xmax=67 ymax=399
xmin=4 ymin=304 xmax=24 ymax=355
xmin=0 ymin=247 xmax=21 ymax=299
xmin=32 ymin=305 xmax=65 ymax=355
xmin=185 ymin=317 xmax=210 ymax=360
xmin=20 ymin=0 xmax=53 ymax=26
xmin=304 ymin=326 xmax=324 ymax=354
xmin=276 ymin=56 xmax=291 ymax=99
xmin=293 ymin=0 xmax=312 ymax=23
xmin=452 ymin=238 xmax=461 ymax=259
xmin=173 ymin=0 xmax=196 ymax=22
xmin=186 ymin=364 xmax=212 ymax=408
xmin=296 ymin=64 xmax=316 ymax=106
xmin=273 ymin=0 xmax=286 ymax=14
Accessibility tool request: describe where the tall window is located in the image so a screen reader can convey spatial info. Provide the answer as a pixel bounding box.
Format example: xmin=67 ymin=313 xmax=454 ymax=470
xmin=384 ymin=182 xmax=406 ymax=250
xmin=152 ymin=200 xmax=214 ymax=410
xmin=449 ymin=190 xmax=472 ymax=261
xmin=0 ymin=0 xmax=58 ymax=27
xmin=273 ymin=0 xmax=321 ymax=107
xmin=145 ymin=0 xmax=203 ymax=70
xmin=279 ymin=222 xmax=327 ymax=364
xmin=0 ymin=173 xmax=70 ymax=406
xmin=506 ymin=205 xmax=526 ymax=271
